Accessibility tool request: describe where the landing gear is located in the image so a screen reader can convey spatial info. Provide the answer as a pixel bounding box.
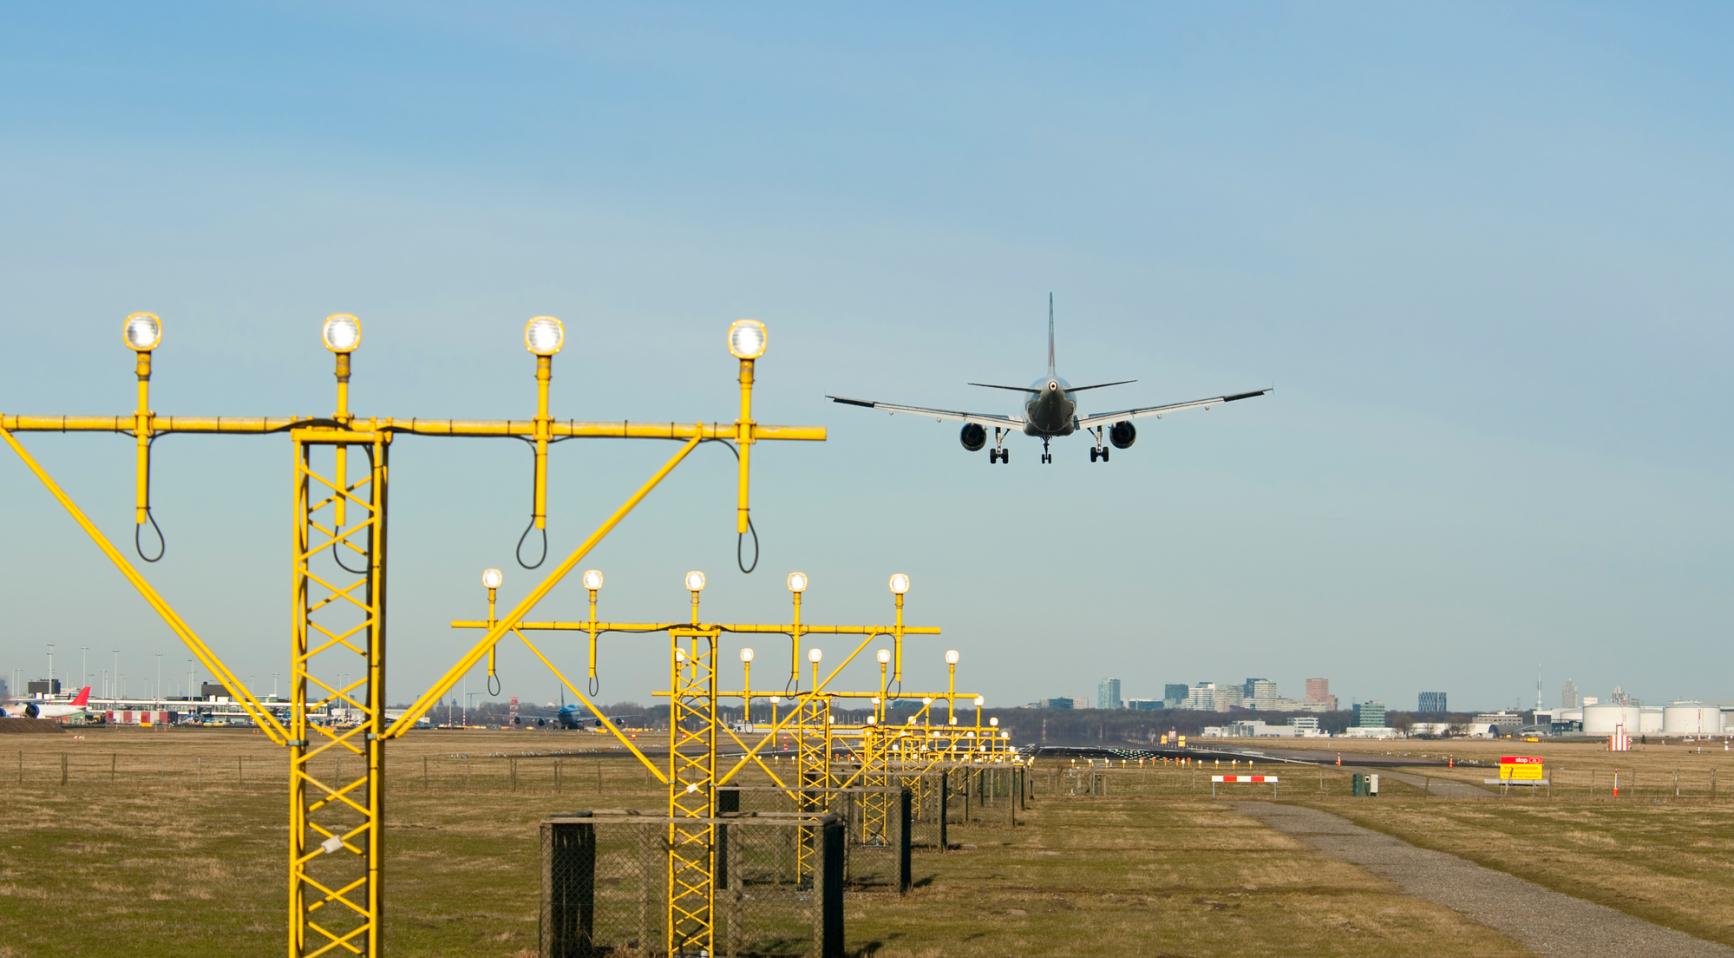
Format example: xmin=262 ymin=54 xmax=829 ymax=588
xmin=1088 ymin=425 xmax=1110 ymax=463
xmin=990 ymin=427 xmax=1010 ymax=464
xmin=1041 ymin=438 xmax=1053 ymax=465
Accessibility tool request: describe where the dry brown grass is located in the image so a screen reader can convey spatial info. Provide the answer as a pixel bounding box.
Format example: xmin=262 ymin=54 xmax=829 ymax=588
xmin=14 ymin=727 xmax=1704 ymax=957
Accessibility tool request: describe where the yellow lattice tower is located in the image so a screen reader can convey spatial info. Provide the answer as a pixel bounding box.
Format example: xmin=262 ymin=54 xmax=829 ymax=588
xmin=0 ymin=312 xmax=827 ymax=957
xmin=449 ymin=568 xmax=940 ymax=958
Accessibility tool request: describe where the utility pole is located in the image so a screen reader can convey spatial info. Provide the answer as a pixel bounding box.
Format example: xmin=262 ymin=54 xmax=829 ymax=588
xmin=46 ymin=643 xmax=54 ymax=693
xmin=156 ymin=653 xmax=163 ymax=705
xmin=81 ymin=646 xmax=88 ymax=691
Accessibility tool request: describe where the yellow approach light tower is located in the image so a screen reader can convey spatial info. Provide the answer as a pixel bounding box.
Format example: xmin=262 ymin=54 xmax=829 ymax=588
xmin=0 ymin=312 xmax=822 ymax=958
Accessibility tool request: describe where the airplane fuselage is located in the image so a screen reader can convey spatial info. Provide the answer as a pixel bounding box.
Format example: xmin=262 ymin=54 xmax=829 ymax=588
xmin=1022 ymin=376 xmax=1076 ymax=436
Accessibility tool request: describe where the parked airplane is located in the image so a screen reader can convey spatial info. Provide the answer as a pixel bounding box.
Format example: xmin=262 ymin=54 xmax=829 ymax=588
xmin=828 ymin=296 xmax=1269 ymax=464
xmin=0 ymin=685 xmax=92 ymax=720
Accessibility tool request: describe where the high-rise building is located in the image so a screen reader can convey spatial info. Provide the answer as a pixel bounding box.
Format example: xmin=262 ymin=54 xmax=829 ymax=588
xmin=1183 ymin=683 xmax=1217 ymax=711
xmin=1245 ymin=678 xmax=1279 ymax=710
xmin=1560 ymin=679 xmax=1578 ymax=709
xmin=1417 ymin=691 xmax=1447 ymax=712
xmin=1305 ymin=677 xmax=1338 ymax=711
xmin=1096 ymin=678 xmax=1123 ymax=711
xmin=1126 ymin=698 xmax=1163 ymax=711
xmin=1215 ymin=683 xmax=1244 ymax=712
xmin=1353 ymin=700 xmax=1387 ymax=728
xmin=1163 ymin=683 xmax=1190 ymax=707
xmin=1043 ymin=697 xmax=1075 ymax=710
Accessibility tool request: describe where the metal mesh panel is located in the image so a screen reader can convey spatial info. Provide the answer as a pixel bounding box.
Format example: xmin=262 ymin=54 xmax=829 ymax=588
xmin=540 ymin=811 xmax=843 ymax=958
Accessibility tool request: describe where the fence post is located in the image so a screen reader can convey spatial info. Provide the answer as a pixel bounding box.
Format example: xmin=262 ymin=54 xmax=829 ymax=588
xmin=898 ymin=787 xmax=913 ymax=893
xmin=715 ymin=788 xmax=740 ymax=892
xmin=961 ymin=769 xmax=971 ymax=823
xmin=1007 ymin=773 xmax=1017 ymax=828
xmin=540 ymin=819 xmax=596 ymax=958
xmin=937 ymin=773 xmax=950 ymax=851
xmin=61 ymin=753 xmax=68 ymax=786
xmin=816 ymin=814 xmax=845 ymax=958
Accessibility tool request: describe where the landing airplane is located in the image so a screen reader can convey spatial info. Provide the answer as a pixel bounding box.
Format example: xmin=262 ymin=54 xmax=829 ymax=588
xmin=0 ymin=685 xmax=92 ymax=720
xmin=827 ymin=296 xmax=1269 ymax=463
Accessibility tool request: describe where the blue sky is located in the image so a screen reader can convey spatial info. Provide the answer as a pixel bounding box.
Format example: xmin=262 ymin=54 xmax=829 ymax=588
xmin=1 ymin=3 xmax=1729 ymax=712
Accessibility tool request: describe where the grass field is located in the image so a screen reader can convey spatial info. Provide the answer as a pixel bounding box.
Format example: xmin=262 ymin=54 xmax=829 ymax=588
xmin=3 ymin=729 xmax=1733 ymax=956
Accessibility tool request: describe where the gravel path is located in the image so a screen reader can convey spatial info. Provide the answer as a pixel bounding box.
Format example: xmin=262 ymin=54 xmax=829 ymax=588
xmin=1237 ymin=802 xmax=1734 ymax=958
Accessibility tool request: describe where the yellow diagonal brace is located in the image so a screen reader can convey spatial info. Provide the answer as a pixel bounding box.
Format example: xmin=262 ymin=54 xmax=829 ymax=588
xmin=384 ymin=432 xmax=702 ymax=739
xmin=513 ymin=628 xmax=668 ymax=783
xmin=0 ymin=425 xmax=288 ymax=744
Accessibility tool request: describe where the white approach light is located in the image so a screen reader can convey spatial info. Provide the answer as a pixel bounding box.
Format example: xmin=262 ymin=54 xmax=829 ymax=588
xmin=322 ymin=313 xmax=362 ymax=354
xmin=944 ymin=649 xmax=960 ymax=665
xmin=480 ymin=568 xmax=504 ymax=591
xmin=786 ymin=571 xmax=808 ymax=594
xmin=581 ymin=569 xmax=604 ymax=592
xmin=888 ymin=573 xmax=911 ymax=596
xmin=808 ymin=648 xmax=823 ymax=664
xmin=726 ymin=319 xmax=767 ymax=360
xmin=922 ymin=697 xmax=932 ymax=706
xmin=770 ymin=696 xmax=782 ymax=706
xmin=122 ymin=312 xmax=163 ymax=352
xmin=875 ymin=649 xmax=892 ymax=665
xmin=740 ymin=647 xmax=755 ymax=663
xmin=524 ymin=316 xmax=565 ymax=357
xmin=974 ymin=695 xmax=985 ymax=707
xmin=684 ymin=570 xmax=707 ymax=593
xmin=989 ymin=717 xmax=1000 ymax=728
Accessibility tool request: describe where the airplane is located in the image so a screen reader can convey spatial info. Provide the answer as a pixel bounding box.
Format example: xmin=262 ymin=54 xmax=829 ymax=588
xmin=0 ymin=685 xmax=92 ymax=720
xmin=827 ymin=295 xmax=1269 ymax=464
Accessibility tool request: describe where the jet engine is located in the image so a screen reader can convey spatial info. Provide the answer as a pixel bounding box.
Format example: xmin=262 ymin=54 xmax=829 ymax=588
xmin=23 ymin=702 xmax=41 ymax=719
xmin=959 ymin=423 xmax=987 ymax=452
xmin=1109 ymin=421 xmax=1136 ymax=449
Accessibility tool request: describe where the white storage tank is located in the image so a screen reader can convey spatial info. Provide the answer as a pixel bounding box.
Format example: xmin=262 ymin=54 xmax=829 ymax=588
xmin=1640 ymin=707 xmax=1664 ymax=735
xmin=1663 ymin=703 xmax=1724 ymax=737
xmin=1583 ymin=704 xmax=1643 ymax=737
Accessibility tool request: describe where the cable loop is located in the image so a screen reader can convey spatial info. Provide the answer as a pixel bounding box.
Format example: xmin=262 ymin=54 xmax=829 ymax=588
xmin=516 ymin=521 xmax=547 ymax=569
xmin=487 ymin=673 xmax=501 ymax=696
xmin=587 ymin=676 xmax=600 ymax=697
xmin=135 ymin=510 xmax=166 ymax=563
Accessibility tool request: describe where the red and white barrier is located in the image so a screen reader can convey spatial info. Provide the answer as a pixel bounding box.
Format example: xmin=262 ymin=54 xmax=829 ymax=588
xmin=1210 ymin=774 xmax=1279 ymax=797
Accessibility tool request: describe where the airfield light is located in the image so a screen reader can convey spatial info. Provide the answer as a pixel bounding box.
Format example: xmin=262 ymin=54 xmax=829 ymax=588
xmin=524 ymin=316 xmax=565 ymax=357
xmin=726 ymin=319 xmax=767 ymax=360
xmin=866 ymin=715 xmax=877 ymax=726
xmin=990 ymin=717 xmax=1000 ymax=728
xmin=944 ymin=649 xmax=959 ymax=665
xmin=321 ymin=314 xmax=362 ymax=354
xmin=786 ymin=571 xmax=808 ymax=594
xmin=808 ymin=648 xmax=823 ymax=664
xmin=581 ymin=569 xmax=604 ymax=592
xmin=122 ymin=312 xmax=163 ymax=352
xmin=770 ymin=696 xmax=782 ymax=706
xmin=739 ymin=647 xmax=755 ymax=663
xmin=875 ymin=649 xmax=891 ymax=665
xmin=974 ymin=695 xmax=985 ymax=707
xmin=922 ymin=697 xmax=932 ymax=706
xmin=888 ymin=573 xmax=910 ymax=596
xmin=480 ymin=568 xmax=504 ymax=591
xmin=675 ymin=649 xmax=687 ymax=664
xmin=684 ymin=570 xmax=707 ymax=593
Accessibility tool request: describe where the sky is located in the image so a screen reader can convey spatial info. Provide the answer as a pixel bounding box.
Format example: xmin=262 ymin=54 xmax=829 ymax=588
xmin=0 ymin=3 xmax=1729 ymax=714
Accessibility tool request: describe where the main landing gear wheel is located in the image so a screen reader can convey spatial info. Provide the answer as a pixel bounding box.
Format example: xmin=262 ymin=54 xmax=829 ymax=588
xmin=1090 ymin=446 xmax=1110 ymax=462
xmin=989 ymin=448 xmax=1009 ymax=464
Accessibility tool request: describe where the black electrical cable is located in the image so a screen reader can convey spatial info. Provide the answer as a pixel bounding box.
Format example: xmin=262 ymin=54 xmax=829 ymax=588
xmin=331 ymin=444 xmax=374 ymax=576
xmin=487 ymin=673 xmax=501 ymax=696
xmin=588 ymin=675 xmax=601 ymax=697
xmin=135 ymin=509 xmax=166 ymax=563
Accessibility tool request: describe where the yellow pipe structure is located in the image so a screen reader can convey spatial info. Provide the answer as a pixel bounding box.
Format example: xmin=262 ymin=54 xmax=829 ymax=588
xmin=0 ymin=424 xmax=288 ymax=743
xmin=1 ymin=314 xmax=838 ymax=958
xmin=133 ymin=350 xmax=152 ymax=525
xmin=0 ymin=413 xmax=824 ymax=441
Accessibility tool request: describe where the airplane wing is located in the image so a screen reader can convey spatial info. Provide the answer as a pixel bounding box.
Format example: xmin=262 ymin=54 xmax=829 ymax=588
xmin=827 ymin=395 xmax=1024 ymax=430
xmin=1075 ymin=388 xmax=1271 ymax=430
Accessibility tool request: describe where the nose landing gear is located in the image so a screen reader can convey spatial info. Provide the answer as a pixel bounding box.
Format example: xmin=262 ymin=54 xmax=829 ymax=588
xmin=1041 ymin=438 xmax=1053 ymax=464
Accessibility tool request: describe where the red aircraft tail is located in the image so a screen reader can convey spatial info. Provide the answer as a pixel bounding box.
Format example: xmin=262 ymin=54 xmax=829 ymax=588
xmin=69 ymin=686 xmax=91 ymax=706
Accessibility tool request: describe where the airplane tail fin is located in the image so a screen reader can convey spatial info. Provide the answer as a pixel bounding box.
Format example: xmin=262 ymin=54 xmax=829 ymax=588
xmin=1047 ymin=292 xmax=1056 ymax=376
xmin=70 ymin=686 xmax=91 ymax=706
